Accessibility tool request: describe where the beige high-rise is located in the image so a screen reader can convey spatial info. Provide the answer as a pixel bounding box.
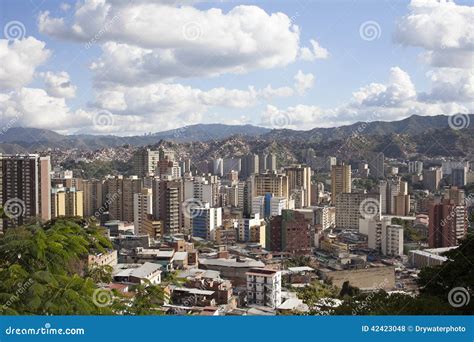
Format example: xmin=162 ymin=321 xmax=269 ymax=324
xmin=331 ymin=164 xmax=351 ymax=203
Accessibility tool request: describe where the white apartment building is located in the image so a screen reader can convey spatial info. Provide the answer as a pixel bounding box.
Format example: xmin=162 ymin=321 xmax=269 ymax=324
xmin=382 ymin=224 xmax=404 ymax=256
xmin=246 ymin=268 xmax=282 ymax=308
xmin=184 ymin=177 xmax=214 ymax=204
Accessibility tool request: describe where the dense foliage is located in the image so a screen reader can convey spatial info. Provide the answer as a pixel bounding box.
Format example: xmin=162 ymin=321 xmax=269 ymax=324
xmin=0 ymin=217 xmax=167 ymax=315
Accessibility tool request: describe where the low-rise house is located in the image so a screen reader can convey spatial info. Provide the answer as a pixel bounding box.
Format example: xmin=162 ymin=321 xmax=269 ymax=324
xmin=113 ymin=262 xmax=162 ymax=285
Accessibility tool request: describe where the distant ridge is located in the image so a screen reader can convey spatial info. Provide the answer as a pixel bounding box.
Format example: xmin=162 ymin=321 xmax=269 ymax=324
xmin=0 ymin=114 xmax=472 ymax=152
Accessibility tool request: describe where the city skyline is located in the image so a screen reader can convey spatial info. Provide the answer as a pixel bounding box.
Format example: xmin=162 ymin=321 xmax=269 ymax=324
xmin=0 ymin=0 xmax=472 ymax=327
xmin=0 ymin=0 xmax=472 ymax=136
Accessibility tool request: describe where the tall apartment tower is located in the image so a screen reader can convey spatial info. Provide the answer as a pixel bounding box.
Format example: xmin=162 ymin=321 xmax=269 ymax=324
xmin=380 ymin=177 xmax=410 ymax=215
xmin=132 ymin=148 xmax=160 ymax=177
xmin=191 ymin=203 xmax=222 ymax=239
xmin=335 ymin=193 xmax=380 ymax=229
xmin=152 ymin=177 xmax=183 ymax=235
xmin=51 ymin=187 xmax=84 ymax=218
xmin=285 ymin=164 xmax=312 ymax=208
xmin=428 ymin=199 xmax=468 ymax=248
xmin=212 ymin=158 xmax=224 ymax=177
xmin=331 ymin=163 xmax=351 ymax=204
xmin=105 ymin=176 xmax=142 ymax=222
xmin=267 ymin=210 xmax=314 ymax=255
xmin=451 ymin=167 xmax=467 ymax=187
xmin=258 ymin=154 xmax=268 ymax=173
xmin=134 ymin=188 xmax=153 ymax=235
xmin=381 ymin=224 xmax=404 ymax=256
xmin=423 ymin=168 xmax=442 ymax=192
xmin=241 ymin=154 xmax=259 ymax=180
xmin=253 ymin=171 xmax=289 ymax=199
xmin=367 ymin=152 xmax=385 ymax=179
xmin=156 ymin=159 xmax=181 ymax=179
xmin=266 ymin=154 xmax=277 ymax=172
xmin=82 ymin=179 xmax=104 ymax=217
xmin=0 ymin=154 xmax=51 ymax=231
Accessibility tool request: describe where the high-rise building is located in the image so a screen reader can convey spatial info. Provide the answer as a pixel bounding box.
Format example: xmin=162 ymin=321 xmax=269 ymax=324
xmin=423 ymin=168 xmax=442 ymax=192
xmin=314 ymin=206 xmax=336 ymax=230
xmin=183 ymin=176 xmax=214 ymax=205
xmin=252 ymin=172 xmax=289 ymax=200
xmin=152 ymin=177 xmax=182 ymax=235
xmin=335 ymin=193 xmax=380 ymax=229
xmin=380 ymin=177 xmax=410 ymax=215
xmin=285 ymin=164 xmax=312 ymax=209
xmin=51 ymin=186 xmax=84 ymax=218
xmin=442 ymin=161 xmax=469 ymax=175
xmin=451 ymin=167 xmax=467 ymax=187
xmin=267 ymin=210 xmax=314 ymax=255
xmin=367 ymin=152 xmax=385 ymax=179
xmin=237 ymin=214 xmax=266 ymax=244
xmin=241 ymin=154 xmax=259 ymax=180
xmin=223 ymin=158 xmax=241 ymax=174
xmin=134 ymin=188 xmax=153 ymax=235
xmin=132 ymin=148 xmax=160 ymax=177
xmin=212 ymin=158 xmax=224 ymax=177
xmin=82 ymin=179 xmax=104 ymax=217
xmin=252 ymin=193 xmax=287 ymax=219
xmin=156 ymin=159 xmax=181 ymax=179
xmin=266 ymin=154 xmax=277 ymax=172
xmin=382 ymin=224 xmax=404 ymax=256
xmin=428 ymin=199 xmax=468 ymax=248
xmin=443 ymin=186 xmax=465 ymax=206
xmin=246 ymin=268 xmax=281 ymax=308
xmin=0 ymin=154 xmax=51 ymax=231
xmin=191 ymin=203 xmax=222 ymax=240
xmin=408 ymin=161 xmax=423 ymax=174
xmin=331 ymin=163 xmax=351 ymax=203
xmin=258 ymin=153 xmax=268 ymax=173
xmin=105 ymin=176 xmax=142 ymax=222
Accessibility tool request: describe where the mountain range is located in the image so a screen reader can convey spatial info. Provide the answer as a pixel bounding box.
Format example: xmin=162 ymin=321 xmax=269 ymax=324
xmin=0 ymin=114 xmax=473 ymax=159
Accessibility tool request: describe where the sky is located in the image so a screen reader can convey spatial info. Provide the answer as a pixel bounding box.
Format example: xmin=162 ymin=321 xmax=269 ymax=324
xmin=0 ymin=0 xmax=472 ymax=136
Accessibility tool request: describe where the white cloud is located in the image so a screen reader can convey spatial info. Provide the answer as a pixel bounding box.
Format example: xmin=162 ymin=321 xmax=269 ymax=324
xmin=420 ymin=68 xmax=474 ymax=103
xmin=299 ymin=39 xmax=329 ymax=61
xmin=0 ymin=38 xmax=50 ymax=90
xmin=39 ymin=2 xmax=303 ymax=85
xmin=0 ymin=87 xmax=82 ymax=130
xmin=261 ymin=66 xmax=470 ymax=130
xmin=94 ymin=82 xmax=294 ymax=117
xmin=395 ymin=0 xmax=473 ymax=52
xmin=293 ymin=70 xmax=315 ymax=95
xmin=40 ymin=71 xmax=76 ymax=98
xmin=395 ymin=0 xmax=473 ymax=103
xmin=352 ymin=67 xmax=416 ymax=107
